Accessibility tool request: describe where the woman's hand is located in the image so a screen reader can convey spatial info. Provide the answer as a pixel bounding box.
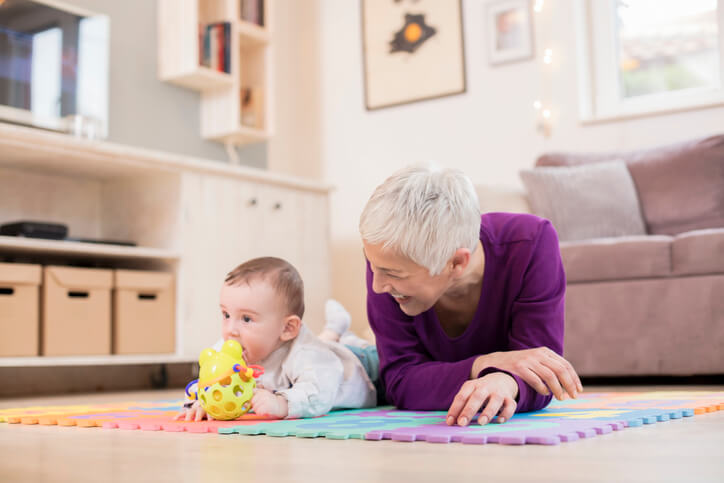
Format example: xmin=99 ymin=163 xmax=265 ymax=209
xmin=173 ymin=400 xmax=209 ymax=421
xmin=251 ymin=388 xmax=289 ymax=419
xmin=446 ymin=372 xmax=518 ymax=426
xmin=472 ymin=347 xmax=583 ymax=400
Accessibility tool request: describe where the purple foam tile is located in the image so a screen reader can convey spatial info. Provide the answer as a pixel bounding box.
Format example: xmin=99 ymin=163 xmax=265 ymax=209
xmin=558 ymin=432 xmax=579 ymax=442
xmin=594 ymin=425 xmax=613 ymax=435
xmin=498 ymin=436 xmax=526 ymax=445
xmin=577 ymin=429 xmax=597 ymax=438
xmin=364 ymin=431 xmax=384 ymax=440
xmin=526 ymin=436 xmax=560 ymax=445
xmin=460 ymin=435 xmax=488 ymax=444
xmin=390 ymin=432 xmax=418 ymax=442
xmin=425 ymin=435 xmax=452 ymax=443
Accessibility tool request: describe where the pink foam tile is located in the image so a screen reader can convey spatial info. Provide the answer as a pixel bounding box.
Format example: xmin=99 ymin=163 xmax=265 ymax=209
xmin=102 ymin=417 xmax=271 ymax=433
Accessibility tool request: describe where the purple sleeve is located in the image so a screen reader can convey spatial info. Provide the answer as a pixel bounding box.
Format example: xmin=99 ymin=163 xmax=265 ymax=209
xmin=506 ymin=220 xmax=566 ymax=412
xmin=366 ymin=266 xmax=476 ymax=410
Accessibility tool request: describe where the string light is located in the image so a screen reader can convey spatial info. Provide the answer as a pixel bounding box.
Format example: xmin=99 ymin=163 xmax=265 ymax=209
xmin=543 ymin=48 xmax=553 ymax=64
xmin=532 ymin=1 xmax=554 ymax=138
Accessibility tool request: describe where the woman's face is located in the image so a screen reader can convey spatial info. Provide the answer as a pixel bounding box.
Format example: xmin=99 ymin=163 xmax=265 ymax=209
xmin=363 ymin=241 xmax=453 ymax=317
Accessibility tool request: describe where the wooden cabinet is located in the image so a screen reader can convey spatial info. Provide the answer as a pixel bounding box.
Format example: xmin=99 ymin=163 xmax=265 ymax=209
xmin=158 ymin=0 xmax=272 ymax=146
xmin=0 ymin=123 xmax=330 ymax=367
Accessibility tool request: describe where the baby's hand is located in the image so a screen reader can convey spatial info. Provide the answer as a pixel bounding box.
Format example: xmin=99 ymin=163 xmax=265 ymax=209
xmin=251 ymin=388 xmax=288 ymax=419
xmin=173 ymin=400 xmax=209 ymax=421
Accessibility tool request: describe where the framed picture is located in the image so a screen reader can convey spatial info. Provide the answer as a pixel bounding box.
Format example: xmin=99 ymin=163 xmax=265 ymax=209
xmin=486 ymin=0 xmax=534 ymax=65
xmin=361 ymin=0 xmax=466 ymax=110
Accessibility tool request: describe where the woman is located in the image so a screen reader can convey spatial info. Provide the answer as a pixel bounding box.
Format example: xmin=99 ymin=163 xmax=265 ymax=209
xmin=359 ymin=164 xmax=582 ymax=427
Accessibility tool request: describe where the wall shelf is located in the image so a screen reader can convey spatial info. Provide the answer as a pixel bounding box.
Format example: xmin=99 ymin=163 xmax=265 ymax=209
xmin=208 ymin=125 xmax=269 ymax=145
xmin=161 ymin=66 xmax=234 ymax=92
xmin=238 ymin=20 xmax=270 ymax=44
xmin=0 ymin=354 xmax=197 ymax=367
xmin=0 ymin=236 xmax=181 ymax=261
xmin=158 ymin=0 xmax=273 ymax=146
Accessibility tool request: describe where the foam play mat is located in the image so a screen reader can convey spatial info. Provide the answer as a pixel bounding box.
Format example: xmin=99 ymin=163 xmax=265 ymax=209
xmin=2 ymin=391 xmax=723 ymax=445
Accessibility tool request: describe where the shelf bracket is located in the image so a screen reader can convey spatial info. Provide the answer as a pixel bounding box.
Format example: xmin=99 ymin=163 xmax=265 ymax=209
xmin=224 ymin=141 xmax=241 ymax=165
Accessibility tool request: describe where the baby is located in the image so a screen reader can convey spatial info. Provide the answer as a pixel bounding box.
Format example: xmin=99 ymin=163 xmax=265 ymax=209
xmin=176 ymin=256 xmax=378 ymax=421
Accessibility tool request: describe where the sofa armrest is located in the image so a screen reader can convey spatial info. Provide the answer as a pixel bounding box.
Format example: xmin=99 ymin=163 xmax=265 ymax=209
xmin=475 ymin=184 xmax=531 ymax=214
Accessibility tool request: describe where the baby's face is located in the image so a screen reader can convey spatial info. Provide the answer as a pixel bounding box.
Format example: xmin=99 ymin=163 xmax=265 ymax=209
xmin=220 ymin=278 xmax=289 ymax=365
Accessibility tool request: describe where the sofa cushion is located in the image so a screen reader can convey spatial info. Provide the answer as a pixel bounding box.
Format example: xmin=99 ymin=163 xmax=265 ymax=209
xmin=672 ymin=228 xmax=724 ymax=276
xmin=560 ymin=235 xmax=673 ymax=283
xmin=536 ymin=134 xmax=724 ymax=235
xmin=520 ymin=161 xmax=647 ymax=242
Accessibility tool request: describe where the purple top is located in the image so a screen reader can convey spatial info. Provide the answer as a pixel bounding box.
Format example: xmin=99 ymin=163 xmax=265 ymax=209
xmin=366 ymin=213 xmax=565 ymax=413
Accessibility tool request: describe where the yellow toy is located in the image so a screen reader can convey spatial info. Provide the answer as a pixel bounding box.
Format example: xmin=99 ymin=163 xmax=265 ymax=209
xmin=185 ymin=340 xmax=264 ymax=420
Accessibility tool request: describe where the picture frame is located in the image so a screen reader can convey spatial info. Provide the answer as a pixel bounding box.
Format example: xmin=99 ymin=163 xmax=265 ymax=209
xmin=361 ymin=0 xmax=466 ymax=110
xmin=486 ymin=0 xmax=534 ymax=66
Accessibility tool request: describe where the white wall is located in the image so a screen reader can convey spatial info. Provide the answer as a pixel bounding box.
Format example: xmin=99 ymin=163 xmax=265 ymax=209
xmin=271 ymin=0 xmax=724 ymax=334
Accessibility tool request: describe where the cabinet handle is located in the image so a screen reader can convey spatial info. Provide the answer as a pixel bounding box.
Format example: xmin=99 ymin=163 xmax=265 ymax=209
xmin=248 ymin=198 xmax=258 ymax=206
xmin=273 ymin=202 xmax=282 ymax=210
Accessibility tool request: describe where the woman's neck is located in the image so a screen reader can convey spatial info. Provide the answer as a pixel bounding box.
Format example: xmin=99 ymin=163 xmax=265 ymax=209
xmin=434 ymin=240 xmax=485 ymax=336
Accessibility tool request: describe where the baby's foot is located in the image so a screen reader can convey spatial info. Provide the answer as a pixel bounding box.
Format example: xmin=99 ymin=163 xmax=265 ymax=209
xmin=323 ymin=299 xmax=352 ymax=336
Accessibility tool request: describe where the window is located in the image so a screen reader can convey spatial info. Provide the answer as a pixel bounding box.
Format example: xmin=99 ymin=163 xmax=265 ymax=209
xmin=576 ymin=0 xmax=724 ymax=121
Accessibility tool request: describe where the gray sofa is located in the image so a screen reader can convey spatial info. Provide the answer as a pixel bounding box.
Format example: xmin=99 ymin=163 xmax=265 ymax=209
xmin=476 ymin=134 xmax=724 ymax=377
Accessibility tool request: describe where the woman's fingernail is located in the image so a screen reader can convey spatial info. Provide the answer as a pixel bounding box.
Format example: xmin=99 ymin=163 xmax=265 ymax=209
xmin=479 ymin=416 xmax=489 ymax=425
xmin=498 ymin=417 xmax=505 ymax=423
xmin=446 ymin=416 xmax=454 ymax=425
xmin=459 ymin=417 xmax=468 ymax=426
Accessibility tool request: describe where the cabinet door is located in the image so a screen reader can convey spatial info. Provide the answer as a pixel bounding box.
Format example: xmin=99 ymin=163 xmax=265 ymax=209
xmin=180 ymin=174 xmax=331 ymax=357
xmin=296 ymin=191 xmax=331 ymax=333
xmin=180 ymin=173 xmax=259 ymax=356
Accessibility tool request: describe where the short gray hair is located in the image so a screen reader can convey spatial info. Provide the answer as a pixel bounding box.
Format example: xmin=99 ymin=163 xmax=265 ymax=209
xmin=359 ymin=163 xmax=481 ymax=275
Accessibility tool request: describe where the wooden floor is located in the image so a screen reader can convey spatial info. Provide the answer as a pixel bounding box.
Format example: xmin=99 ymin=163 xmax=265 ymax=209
xmin=1 ymin=386 xmax=723 ymax=483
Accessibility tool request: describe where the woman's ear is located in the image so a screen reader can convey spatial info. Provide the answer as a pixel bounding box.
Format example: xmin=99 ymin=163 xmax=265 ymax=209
xmin=280 ymin=315 xmax=302 ymax=341
xmin=450 ymin=247 xmax=472 ymax=276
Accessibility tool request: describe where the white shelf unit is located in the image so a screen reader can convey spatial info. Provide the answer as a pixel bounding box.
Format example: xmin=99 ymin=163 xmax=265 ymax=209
xmin=158 ymin=0 xmax=273 ymax=145
xmin=0 ymin=122 xmax=331 ymax=367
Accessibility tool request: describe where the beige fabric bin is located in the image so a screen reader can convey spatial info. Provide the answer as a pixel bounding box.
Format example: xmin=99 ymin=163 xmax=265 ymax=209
xmin=0 ymin=263 xmax=42 ymax=356
xmin=113 ymin=270 xmax=175 ymax=354
xmin=42 ymin=266 xmax=113 ymax=356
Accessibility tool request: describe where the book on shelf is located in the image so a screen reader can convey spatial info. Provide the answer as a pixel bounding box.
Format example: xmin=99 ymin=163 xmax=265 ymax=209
xmin=198 ymin=22 xmax=231 ymax=73
xmin=240 ymin=0 xmax=264 ymax=27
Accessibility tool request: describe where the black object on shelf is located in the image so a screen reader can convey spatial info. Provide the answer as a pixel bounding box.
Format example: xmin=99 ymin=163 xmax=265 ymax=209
xmin=65 ymin=237 xmax=137 ymax=247
xmin=0 ymin=221 xmax=68 ymax=240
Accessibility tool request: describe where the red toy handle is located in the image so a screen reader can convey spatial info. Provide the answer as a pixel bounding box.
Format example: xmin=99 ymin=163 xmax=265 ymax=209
xmin=249 ymin=364 xmax=264 ymax=378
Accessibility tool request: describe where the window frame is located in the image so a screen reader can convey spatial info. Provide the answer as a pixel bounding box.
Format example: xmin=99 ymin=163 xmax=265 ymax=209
xmin=575 ymin=0 xmax=724 ymax=123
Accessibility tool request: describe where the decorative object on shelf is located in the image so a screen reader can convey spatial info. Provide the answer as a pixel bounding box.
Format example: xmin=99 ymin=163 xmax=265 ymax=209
xmin=486 ymin=0 xmax=534 ymax=65
xmin=0 ymin=221 xmax=68 ymax=240
xmin=240 ymin=0 xmax=264 ymax=27
xmin=361 ymin=0 xmax=466 ymax=110
xmin=0 ymin=0 xmax=109 ymax=137
xmin=240 ymin=86 xmax=264 ymax=128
